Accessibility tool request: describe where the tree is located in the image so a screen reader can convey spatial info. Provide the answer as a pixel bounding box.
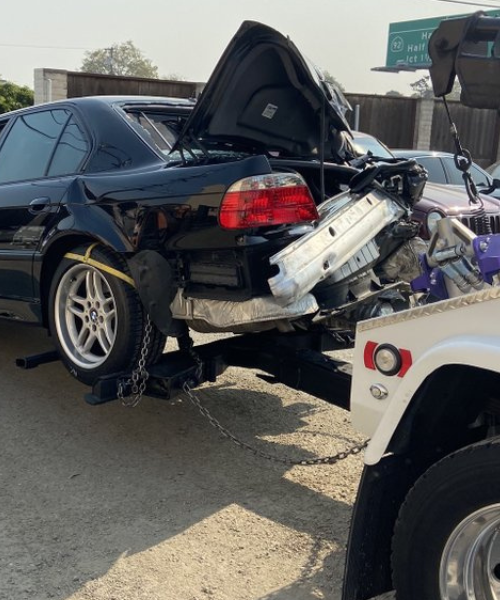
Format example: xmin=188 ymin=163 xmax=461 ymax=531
xmin=385 ymin=90 xmax=404 ymax=97
xmin=0 ymin=80 xmax=33 ymax=114
xmin=163 ymin=72 xmax=186 ymax=82
xmin=410 ymin=76 xmax=434 ymax=99
xmin=322 ymin=70 xmax=345 ymax=92
xmin=80 ymin=41 xmax=159 ymax=78
xmin=410 ymin=75 xmax=461 ymax=100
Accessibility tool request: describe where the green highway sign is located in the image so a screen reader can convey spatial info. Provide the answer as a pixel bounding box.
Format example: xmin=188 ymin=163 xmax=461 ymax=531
xmin=386 ymin=10 xmax=500 ymax=70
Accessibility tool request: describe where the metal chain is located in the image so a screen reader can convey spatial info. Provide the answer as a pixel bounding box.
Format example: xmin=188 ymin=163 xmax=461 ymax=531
xmin=118 ymin=325 xmax=369 ymax=465
xmin=118 ymin=314 xmax=153 ymax=408
xmin=182 ymin=381 xmax=369 ymax=466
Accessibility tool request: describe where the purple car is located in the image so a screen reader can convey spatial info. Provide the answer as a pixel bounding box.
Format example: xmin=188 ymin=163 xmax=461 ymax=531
xmin=351 ymin=132 xmax=500 ymax=239
xmin=411 ymin=181 xmax=500 ymax=238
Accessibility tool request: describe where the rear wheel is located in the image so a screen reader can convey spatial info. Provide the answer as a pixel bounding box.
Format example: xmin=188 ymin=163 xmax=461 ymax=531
xmin=48 ymin=244 xmax=166 ymax=385
xmin=392 ymin=438 xmax=500 ymax=600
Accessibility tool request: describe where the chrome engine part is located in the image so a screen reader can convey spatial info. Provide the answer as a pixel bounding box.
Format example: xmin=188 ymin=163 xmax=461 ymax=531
xmin=428 ymin=217 xmax=487 ymax=298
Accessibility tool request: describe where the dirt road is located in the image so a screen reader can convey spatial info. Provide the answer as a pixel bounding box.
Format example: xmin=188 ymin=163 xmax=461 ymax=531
xmin=1 ymin=320 xmax=370 ymax=600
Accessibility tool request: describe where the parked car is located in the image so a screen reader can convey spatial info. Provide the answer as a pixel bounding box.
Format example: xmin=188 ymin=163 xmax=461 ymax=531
xmin=0 ymin=21 xmax=430 ymax=386
xmin=351 ymin=134 xmax=500 ymax=238
xmin=350 ymin=131 xmax=394 ymax=160
xmin=486 ymin=159 xmax=500 ymax=179
xmin=411 ymin=181 xmax=500 ymax=238
xmin=392 ymin=149 xmax=500 ymax=198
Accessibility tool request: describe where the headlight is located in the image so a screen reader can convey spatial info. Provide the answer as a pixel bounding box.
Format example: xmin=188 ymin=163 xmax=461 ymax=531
xmin=426 ymin=210 xmax=445 ymax=233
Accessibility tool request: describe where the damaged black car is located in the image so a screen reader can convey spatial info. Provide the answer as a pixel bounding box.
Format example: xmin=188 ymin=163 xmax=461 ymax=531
xmin=0 ymin=21 xmax=426 ymax=384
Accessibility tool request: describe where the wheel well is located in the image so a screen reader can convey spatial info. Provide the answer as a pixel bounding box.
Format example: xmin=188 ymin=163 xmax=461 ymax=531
xmin=342 ymin=365 xmax=500 ymax=600
xmin=40 ymin=235 xmax=99 ymax=328
xmin=390 ymin=364 xmax=500 ymax=465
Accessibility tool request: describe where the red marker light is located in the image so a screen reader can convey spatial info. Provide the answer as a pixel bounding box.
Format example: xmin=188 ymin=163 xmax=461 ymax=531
xmin=364 ymin=341 xmax=378 ymax=370
xmin=398 ymin=349 xmax=413 ymax=378
xmin=364 ymin=341 xmax=413 ymax=377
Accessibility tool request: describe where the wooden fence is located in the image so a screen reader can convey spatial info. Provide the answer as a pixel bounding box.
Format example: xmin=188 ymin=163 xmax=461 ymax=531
xmin=430 ymin=100 xmax=500 ymax=167
xmin=66 ymin=72 xmax=200 ymax=99
xmin=35 ymin=70 xmax=500 ymax=166
xmin=345 ymin=94 xmax=417 ymax=150
xmin=346 ymin=93 xmax=500 ymax=166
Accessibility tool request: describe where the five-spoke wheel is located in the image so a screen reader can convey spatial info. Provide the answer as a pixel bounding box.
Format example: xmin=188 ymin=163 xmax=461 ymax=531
xmin=49 ymin=244 xmax=166 ymax=385
xmin=55 ymin=263 xmax=118 ymax=369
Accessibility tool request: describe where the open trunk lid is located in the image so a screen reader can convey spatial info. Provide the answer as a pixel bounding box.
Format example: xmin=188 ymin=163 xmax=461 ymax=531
xmin=176 ymin=21 xmax=352 ymax=160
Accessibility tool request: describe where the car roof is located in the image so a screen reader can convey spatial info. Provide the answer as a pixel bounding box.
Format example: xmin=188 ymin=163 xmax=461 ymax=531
xmin=392 ymin=149 xmax=453 ymax=159
xmin=351 ymin=131 xmax=377 ymax=140
xmin=0 ymin=95 xmax=197 ymax=119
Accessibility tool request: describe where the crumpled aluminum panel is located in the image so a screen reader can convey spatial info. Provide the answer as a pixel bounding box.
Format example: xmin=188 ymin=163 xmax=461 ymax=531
xmin=171 ymin=290 xmax=318 ymax=331
xmin=328 ymin=239 xmax=380 ymax=283
xmin=268 ymin=189 xmax=405 ymax=306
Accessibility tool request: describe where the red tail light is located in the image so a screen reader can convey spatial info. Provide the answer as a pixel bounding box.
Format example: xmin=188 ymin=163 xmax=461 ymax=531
xmin=219 ymin=173 xmax=318 ymax=230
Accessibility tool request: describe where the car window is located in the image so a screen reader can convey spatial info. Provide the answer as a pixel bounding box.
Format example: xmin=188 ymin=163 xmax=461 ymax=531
xmin=441 ymin=156 xmax=490 ymax=187
xmin=489 ymin=162 xmax=500 ymax=179
xmin=415 ymin=157 xmax=447 ymax=184
xmin=48 ymin=115 xmax=89 ymax=176
xmin=351 ymin=135 xmax=394 ymax=159
xmin=0 ymin=109 xmax=70 ymax=184
xmin=441 ymin=157 xmax=464 ymax=185
xmin=469 ymin=163 xmax=491 ymax=187
xmin=123 ymin=109 xmax=187 ymax=156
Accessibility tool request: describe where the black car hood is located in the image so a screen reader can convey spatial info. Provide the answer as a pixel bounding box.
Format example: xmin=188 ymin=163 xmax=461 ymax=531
xmin=176 ymin=21 xmax=352 ymax=160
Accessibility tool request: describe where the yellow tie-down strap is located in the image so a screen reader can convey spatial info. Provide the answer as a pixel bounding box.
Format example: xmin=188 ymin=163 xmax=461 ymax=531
xmin=64 ymin=243 xmax=136 ymax=289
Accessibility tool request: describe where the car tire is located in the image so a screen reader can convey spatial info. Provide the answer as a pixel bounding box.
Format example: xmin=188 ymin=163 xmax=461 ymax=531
xmin=48 ymin=244 xmax=166 ymax=385
xmin=391 ymin=438 xmax=500 ymax=600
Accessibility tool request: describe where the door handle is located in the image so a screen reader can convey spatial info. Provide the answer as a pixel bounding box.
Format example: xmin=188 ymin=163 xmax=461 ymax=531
xmin=29 ymin=197 xmax=52 ymax=214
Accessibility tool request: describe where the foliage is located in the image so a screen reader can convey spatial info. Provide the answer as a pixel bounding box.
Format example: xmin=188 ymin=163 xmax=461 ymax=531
xmin=410 ymin=76 xmax=434 ymax=99
xmin=385 ymin=89 xmax=404 ymax=97
xmin=163 ymin=72 xmax=186 ymax=81
xmin=0 ymin=81 xmax=33 ymax=114
xmin=322 ymin=70 xmax=345 ymax=91
xmin=410 ymin=75 xmax=461 ymax=100
xmin=81 ymin=41 xmax=159 ymax=78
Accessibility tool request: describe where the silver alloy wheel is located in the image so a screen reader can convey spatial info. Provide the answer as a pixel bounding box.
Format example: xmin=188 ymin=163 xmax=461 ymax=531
xmin=54 ymin=263 xmax=118 ymax=369
xmin=440 ymin=504 xmax=500 ymax=599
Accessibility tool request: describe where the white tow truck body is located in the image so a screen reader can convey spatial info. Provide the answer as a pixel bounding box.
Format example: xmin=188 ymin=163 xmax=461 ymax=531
xmin=351 ymin=287 xmax=500 ymax=465
xmin=341 ymin=10 xmax=500 ymax=600
xmin=343 ymin=286 xmax=500 ymax=600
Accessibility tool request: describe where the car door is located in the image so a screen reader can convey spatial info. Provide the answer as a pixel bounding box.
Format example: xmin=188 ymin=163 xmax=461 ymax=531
xmin=0 ymin=107 xmax=90 ymax=314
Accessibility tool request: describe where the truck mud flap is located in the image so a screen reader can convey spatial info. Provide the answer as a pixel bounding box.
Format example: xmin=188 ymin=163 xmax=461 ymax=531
xmin=342 ymin=455 xmax=417 ymax=600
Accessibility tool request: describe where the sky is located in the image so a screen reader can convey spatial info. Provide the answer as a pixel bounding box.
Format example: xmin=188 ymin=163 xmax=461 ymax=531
xmin=1 ymin=0 xmax=500 ymax=96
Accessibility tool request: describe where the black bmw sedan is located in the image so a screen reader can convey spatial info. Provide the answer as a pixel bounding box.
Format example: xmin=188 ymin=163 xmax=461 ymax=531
xmin=0 ymin=22 xmax=426 ymax=388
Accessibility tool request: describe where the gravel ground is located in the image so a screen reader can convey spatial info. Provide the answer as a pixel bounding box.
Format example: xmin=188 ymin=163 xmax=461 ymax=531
xmin=0 ymin=321 xmax=392 ymax=600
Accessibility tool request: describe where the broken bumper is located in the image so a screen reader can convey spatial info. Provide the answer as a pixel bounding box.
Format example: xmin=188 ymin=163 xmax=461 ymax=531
xmin=268 ymin=189 xmax=405 ymax=306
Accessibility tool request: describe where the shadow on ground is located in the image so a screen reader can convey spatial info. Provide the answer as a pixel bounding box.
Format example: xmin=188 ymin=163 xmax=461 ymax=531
xmin=0 ymin=321 xmax=362 ymax=600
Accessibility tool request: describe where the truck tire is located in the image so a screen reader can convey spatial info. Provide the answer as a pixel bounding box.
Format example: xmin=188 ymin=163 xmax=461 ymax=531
xmin=392 ymin=438 xmax=500 ymax=600
xmin=48 ymin=244 xmax=166 ymax=385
